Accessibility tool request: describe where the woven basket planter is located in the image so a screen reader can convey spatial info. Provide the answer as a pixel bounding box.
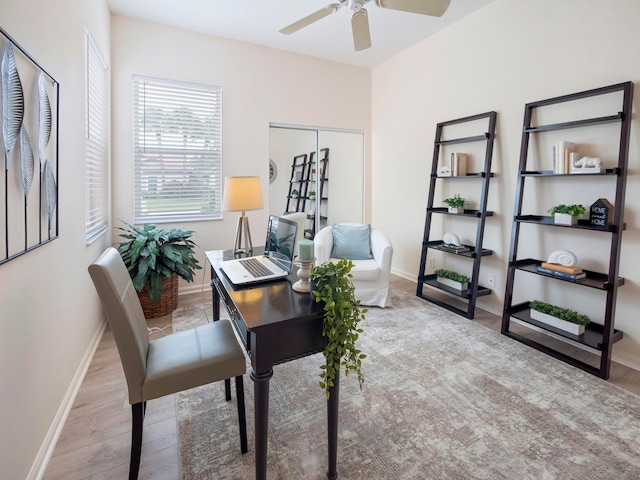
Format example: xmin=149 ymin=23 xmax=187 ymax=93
xmin=137 ymin=273 xmax=178 ymax=319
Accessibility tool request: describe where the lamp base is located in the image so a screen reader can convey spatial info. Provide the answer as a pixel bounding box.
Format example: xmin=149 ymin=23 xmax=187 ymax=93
xmin=233 ymin=213 xmax=253 ymax=256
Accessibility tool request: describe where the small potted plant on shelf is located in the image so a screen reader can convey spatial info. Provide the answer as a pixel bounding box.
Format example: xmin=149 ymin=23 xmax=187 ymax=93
xmin=529 ymin=299 xmax=590 ymax=335
xmin=291 ymin=189 xmax=299 ymax=198
xmin=435 ymin=268 xmax=470 ymax=291
xmin=443 ymin=194 xmax=467 ymax=214
xmin=309 ymin=259 xmax=367 ymax=400
xmin=117 ymin=222 xmax=202 ymax=318
xmin=547 ymin=204 xmax=586 ymax=225
xmin=308 ymin=190 xmax=316 ymax=199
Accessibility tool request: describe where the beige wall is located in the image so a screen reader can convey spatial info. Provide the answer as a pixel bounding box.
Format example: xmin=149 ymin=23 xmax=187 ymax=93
xmin=372 ymin=0 xmax=640 ymax=370
xmin=0 ymin=1 xmax=111 ymax=479
xmin=110 ymin=15 xmax=372 ymax=294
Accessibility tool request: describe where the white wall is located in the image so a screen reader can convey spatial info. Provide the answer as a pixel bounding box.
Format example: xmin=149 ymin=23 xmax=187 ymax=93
xmin=372 ymin=0 xmax=640 ymax=370
xmin=0 ymin=1 xmax=111 ymax=479
xmin=110 ymin=15 xmax=372 ymax=293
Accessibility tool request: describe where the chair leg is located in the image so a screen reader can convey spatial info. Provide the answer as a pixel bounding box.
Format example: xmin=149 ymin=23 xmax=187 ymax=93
xmin=234 ymin=375 xmax=248 ymax=454
xmin=225 ymin=378 xmax=231 ymax=401
xmin=130 ymin=402 xmax=145 ymax=480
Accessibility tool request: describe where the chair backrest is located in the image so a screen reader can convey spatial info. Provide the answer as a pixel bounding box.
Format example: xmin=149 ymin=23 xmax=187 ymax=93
xmin=88 ymin=247 xmax=150 ymax=404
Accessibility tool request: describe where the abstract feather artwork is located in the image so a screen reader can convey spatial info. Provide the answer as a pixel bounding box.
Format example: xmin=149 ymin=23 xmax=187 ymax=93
xmin=2 ymin=43 xmax=24 ymax=166
xmin=0 ymin=29 xmax=59 ymax=264
xmin=44 ymin=160 xmax=57 ymax=235
xmin=20 ymin=125 xmax=34 ymax=199
xmin=38 ymin=72 xmax=51 ymax=170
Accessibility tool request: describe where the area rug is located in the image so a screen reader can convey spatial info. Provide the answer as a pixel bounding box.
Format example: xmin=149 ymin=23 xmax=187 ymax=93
xmin=174 ymin=287 xmax=640 ymax=479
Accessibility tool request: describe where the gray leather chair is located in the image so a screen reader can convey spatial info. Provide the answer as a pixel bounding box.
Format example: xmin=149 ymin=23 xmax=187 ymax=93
xmin=88 ymin=247 xmax=248 ymax=480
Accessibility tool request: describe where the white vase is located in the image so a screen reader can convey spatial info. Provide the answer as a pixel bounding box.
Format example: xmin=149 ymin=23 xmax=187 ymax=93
xmin=448 ymin=206 xmax=463 ymax=214
xmin=553 ymin=213 xmax=576 ymax=225
xmin=530 ymin=309 xmax=585 ymax=335
xmin=437 ymin=277 xmax=468 ymax=291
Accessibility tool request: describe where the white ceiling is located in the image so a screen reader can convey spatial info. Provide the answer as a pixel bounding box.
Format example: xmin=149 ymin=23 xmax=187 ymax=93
xmin=105 ymin=0 xmax=495 ymax=68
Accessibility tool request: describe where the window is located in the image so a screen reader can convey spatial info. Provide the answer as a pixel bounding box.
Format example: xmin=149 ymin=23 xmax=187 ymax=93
xmin=85 ymin=26 xmax=109 ymax=242
xmin=133 ymin=75 xmax=223 ymax=223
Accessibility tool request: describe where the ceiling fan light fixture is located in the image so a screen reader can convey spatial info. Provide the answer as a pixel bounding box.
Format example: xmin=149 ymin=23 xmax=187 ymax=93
xmin=348 ymin=0 xmax=365 ymax=12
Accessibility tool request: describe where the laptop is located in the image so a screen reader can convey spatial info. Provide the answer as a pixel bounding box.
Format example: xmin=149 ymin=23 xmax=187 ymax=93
xmin=220 ymin=215 xmax=298 ymax=286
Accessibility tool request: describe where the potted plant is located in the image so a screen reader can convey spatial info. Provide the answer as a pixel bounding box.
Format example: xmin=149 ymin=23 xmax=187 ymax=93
xmin=529 ymin=299 xmax=590 ymax=335
xmin=435 ymin=268 xmax=470 ymax=291
xmin=308 ymin=190 xmax=316 ymax=199
xmin=117 ymin=222 xmax=202 ymax=318
xmin=309 ymin=259 xmax=367 ymax=399
xmin=547 ymin=204 xmax=586 ymax=225
xmin=443 ymin=194 xmax=466 ymax=214
xmin=291 ymin=189 xmax=299 ymax=198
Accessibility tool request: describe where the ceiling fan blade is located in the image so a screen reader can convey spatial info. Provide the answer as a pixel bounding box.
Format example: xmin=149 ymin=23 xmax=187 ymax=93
xmin=280 ymin=3 xmax=342 ymax=35
xmin=375 ymin=0 xmax=451 ymax=17
xmin=351 ymin=9 xmax=371 ymax=51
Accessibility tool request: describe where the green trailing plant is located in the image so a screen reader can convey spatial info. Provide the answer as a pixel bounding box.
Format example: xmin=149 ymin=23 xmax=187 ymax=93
xmin=442 ymin=194 xmax=466 ymax=208
xmin=547 ymin=204 xmax=586 ymax=217
xmin=529 ymin=300 xmax=590 ymax=326
xmin=309 ymin=259 xmax=367 ymax=400
xmin=435 ymin=268 xmax=470 ymax=284
xmin=117 ymin=222 xmax=202 ymax=304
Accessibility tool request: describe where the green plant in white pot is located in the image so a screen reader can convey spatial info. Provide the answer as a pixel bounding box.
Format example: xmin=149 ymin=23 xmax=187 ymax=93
xmin=117 ymin=222 xmax=202 ymax=317
xmin=529 ymin=299 xmax=590 ymax=335
xmin=547 ymin=204 xmax=585 ymax=225
xmin=309 ymin=259 xmax=367 ymax=399
xmin=435 ymin=268 xmax=470 ymax=291
xmin=443 ymin=194 xmax=467 ymax=214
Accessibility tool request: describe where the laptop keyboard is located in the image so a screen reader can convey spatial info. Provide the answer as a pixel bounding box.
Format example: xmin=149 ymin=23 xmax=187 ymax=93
xmin=240 ymin=258 xmax=274 ymax=278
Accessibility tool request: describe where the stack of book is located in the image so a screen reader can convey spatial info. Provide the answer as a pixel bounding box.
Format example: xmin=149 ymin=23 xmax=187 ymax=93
xmin=451 ymin=152 xmax=467 ymax=176
xmin=536 ymin=262 xmax=586 ymax=281
xmin=553 ymin=141 xmax=576 ymax=174
xmin=437 ymin=243 xmax=470 ymax=254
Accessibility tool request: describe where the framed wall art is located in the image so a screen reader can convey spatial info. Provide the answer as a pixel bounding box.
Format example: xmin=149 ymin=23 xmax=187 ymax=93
xmin=0 ymin=25 xmax=59 ymax=265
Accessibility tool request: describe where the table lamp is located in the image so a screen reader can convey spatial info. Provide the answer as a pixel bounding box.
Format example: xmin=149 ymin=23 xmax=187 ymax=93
xmin=223 ymin=176 xmax=264 ymax=256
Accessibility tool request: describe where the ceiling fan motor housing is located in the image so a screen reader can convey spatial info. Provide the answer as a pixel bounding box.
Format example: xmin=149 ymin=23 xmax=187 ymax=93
xmin=348 ymin=0 xmax=367 ymax=12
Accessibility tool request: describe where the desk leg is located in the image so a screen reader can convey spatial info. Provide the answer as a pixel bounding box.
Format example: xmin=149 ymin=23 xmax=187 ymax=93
xmin=250 ymin=368 xmax=272 ymax=480
xmin=327 ymin=370 xmax=339 ymax=480
xmin=210 ymin=278 xmax=232 ymax=399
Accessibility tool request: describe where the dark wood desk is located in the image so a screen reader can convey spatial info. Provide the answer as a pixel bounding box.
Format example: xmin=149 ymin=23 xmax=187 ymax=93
xmin=205 ymin=249 xmax=339 ymax=480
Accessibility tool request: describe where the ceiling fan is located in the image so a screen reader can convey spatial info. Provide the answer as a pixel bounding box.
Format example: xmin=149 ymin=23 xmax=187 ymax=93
xmin=279 ymin=0 xmax=451 ymax=52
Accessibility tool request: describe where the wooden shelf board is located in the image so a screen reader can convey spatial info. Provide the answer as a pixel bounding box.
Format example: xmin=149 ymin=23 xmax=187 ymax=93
xmin=427 ymin=240 xmax=493 ymax=258
xmin=429 ymin=207 xmax=494 ymax=218
xmin=507 ymin=302 xmax=623 ymax=350
xmin=511 ymin=258 xmax=624 ymax=290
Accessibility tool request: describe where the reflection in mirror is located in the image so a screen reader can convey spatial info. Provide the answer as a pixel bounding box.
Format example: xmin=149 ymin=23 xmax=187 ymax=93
xmin=269 ymin=125 xmax=364 ymax=241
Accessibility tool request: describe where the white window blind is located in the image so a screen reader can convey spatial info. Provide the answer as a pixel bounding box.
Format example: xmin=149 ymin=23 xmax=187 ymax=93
xmin=133 ymin=75 xmax=222 ymax=223
xmin=85 ymin=26 xmax=109 ymax=242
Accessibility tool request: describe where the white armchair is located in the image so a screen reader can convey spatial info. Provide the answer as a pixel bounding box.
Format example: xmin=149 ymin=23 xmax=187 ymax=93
xmin=314 ymin=223 xmax=393 ymax=308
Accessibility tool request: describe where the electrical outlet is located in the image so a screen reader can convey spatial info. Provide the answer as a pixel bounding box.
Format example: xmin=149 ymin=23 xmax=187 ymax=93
xmin=429 ymin=258 xmax=435 ymax=269
xmin=487 ymin=273 xmax=495 ymax=288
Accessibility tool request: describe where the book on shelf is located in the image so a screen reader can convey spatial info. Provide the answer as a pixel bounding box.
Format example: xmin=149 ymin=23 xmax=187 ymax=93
xmin=438 ymin=244 xmax=470 ymax=253
xmin=540 ymin=262 xmax=583 ymax=274
xmin=536 ymin=266 xmax=586 ymax=281
xmin=451 ymin=152 xmax=467 ymax=176
xmin=553 ymin=141 xmax=576 ymax=174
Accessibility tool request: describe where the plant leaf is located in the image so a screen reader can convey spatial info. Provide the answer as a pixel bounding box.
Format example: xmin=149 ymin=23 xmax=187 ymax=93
xmin=20 ymin=125 xmax=34 ymax=200
xmin=38 ymin=72 xmax=51 ymax=170
xmin=2 ymin=43 xmax=24 ymax=168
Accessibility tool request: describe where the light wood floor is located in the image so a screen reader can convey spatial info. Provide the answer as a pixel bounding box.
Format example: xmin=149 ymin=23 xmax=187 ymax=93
xmin=44 ymin=276 xmax=640 ymax=479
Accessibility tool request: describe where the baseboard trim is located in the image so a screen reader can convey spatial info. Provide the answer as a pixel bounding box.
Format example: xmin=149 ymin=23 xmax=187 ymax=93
xmin=28 ymin=317 xmax=107 ymax=480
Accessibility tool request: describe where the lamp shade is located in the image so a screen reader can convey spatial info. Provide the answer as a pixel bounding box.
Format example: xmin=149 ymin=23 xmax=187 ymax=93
xmin=222 ymin=176 xmax=264 ymax=212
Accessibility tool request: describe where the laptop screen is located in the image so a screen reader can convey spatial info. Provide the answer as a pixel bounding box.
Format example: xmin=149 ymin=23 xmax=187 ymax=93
xmin=265 ymin=215 xmax=298 ymax=273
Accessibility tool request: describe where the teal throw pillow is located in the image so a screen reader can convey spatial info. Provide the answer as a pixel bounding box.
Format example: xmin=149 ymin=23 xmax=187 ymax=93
xmin=331 ymin=224 xmax=373 ymax=260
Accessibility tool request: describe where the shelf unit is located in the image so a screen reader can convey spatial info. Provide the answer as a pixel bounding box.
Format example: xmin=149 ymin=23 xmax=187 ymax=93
xmin=285 ymin=153 xmax=308 ymax=213
xmin=417 ymin=111 xmax=497 ymax=319
xmin=284 ymin=148 xmax=329 ymax=239
xmin=501 ymin=81 xmax=634 ymax=379
xmin=303 ymin=148 xmax=329 ymax=239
